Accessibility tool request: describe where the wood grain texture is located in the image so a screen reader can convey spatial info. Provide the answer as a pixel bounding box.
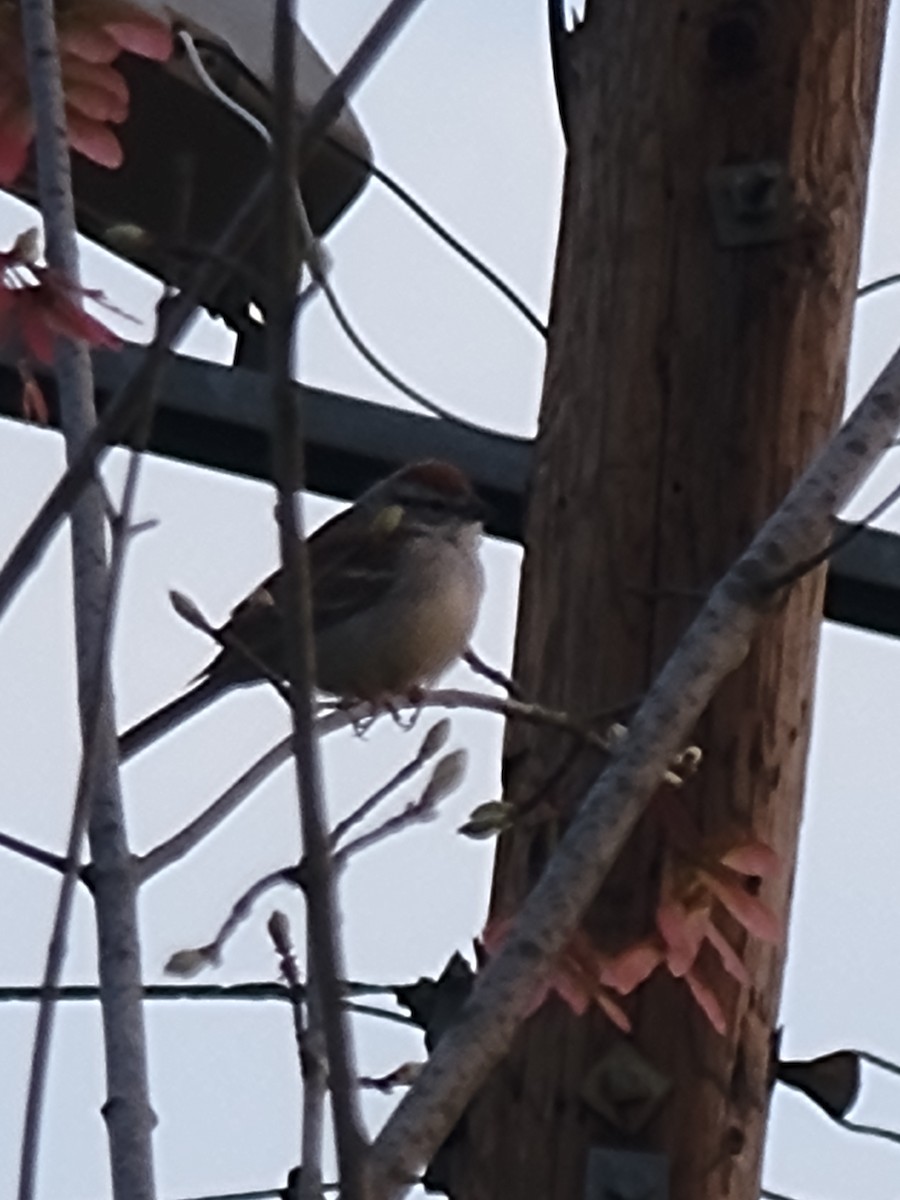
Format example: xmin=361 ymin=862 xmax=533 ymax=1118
xmin=447 ymin=3 xmax=888 ymax=1198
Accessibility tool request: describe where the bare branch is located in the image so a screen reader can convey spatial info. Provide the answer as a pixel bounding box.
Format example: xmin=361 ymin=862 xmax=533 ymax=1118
xmin=269 ymin=0 xmax=366 ymax=1188
xmin=366 ymin=342 xmax=900 ymax=1196
xmin=139 ymin=688 xmax=624 ymax=878
xmin=169 ymin=588 xmax=293 ymax=703
xmin=165 ymin=868 xmax=295 ymax=977
xmin=333 ymin=751 xmax=468 ymax=867
xmin=136 ymin=710 xmax=351 ymax=881
xmin=330 ymin=719 xmax=451 ymax=848
xmin=463 ymin=647 xmax=524 ymax=699
xmin=15 ymin=5 xmax=155 ymax=1197
xmin=0 ymin=831 xmax=69 ymax=875
xmin=269 ymin=912 xmax=328 ymax=1200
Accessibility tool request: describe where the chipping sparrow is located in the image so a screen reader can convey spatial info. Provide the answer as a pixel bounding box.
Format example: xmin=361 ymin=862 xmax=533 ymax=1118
xmin=119 ymin=460 xmax=486 ymax=761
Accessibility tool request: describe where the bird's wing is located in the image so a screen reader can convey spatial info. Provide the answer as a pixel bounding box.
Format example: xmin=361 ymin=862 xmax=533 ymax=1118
xmin=201 ymin=503 xmax=407 ymax=684
xmin=306 ymin=502 xmax=407 ymax=631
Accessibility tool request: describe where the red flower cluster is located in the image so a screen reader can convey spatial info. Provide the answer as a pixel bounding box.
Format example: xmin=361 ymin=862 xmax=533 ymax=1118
xmin=0 ymin=228 xmax=121 ymax=360
xmin=0 ymin=0 xmax=172 ymax=183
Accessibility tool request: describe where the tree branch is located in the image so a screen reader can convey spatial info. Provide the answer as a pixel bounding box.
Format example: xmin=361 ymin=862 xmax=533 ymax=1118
xmin=268 ymin=3 xmax=366 ymax=1192
xmin=15 ymin=5 xmax=155 ymax=1198
xmin=365 ymin=342 xmax=900 ymax=1196
xmin=0 ymin=831 xmax=69 ymax=875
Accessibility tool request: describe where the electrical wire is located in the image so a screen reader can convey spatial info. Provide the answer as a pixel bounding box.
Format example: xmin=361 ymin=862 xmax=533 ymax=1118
xmin=176 ymin=30 xmax=547 ymax=337
xmin=178 ymin=28 xmax=515 ymax=439
xmin=857 ymin=272 xmax=900 ymax=299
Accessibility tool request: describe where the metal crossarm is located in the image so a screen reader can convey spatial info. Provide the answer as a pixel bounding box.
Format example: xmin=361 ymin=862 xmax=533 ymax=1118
xmin=0 ymin=346 xmax=895 ymax=637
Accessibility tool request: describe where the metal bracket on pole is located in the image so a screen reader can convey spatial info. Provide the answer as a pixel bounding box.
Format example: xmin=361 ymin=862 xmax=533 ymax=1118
xmin=585 ymin=1147 xmax=669 ymax=1200
xmin=707 ymin=160 xmax=794 ymax=247
xmin=581 ymin=1041 xmax=671 ymax=1133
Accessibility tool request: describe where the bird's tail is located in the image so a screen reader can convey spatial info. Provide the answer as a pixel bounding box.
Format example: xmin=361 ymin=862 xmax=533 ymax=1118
xmin=118 ymin=676 xmax=229 ymax=763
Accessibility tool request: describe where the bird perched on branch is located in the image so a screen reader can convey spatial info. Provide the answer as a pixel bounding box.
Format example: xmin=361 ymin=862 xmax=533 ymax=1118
xmin=119 ymin=461 xmax=486 ymax=762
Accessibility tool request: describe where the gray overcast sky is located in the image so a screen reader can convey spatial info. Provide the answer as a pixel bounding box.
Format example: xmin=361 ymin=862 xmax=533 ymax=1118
xmin=2 ymin=3 xmax=900 ymax=1198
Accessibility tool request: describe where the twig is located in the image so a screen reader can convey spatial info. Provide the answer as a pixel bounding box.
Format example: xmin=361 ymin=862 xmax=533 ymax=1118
xmin=160 ymin=750 xmax=464 ymax=972
xmin=269 ymin=912 xmax=328 ymax=1200
xmin=269 ymin=6 xmax=366 ymax=1195
xmin=333 ymin=751 xmax=467 ymax=867
xmin=0 ymin=185 xmax=266 ymax=630
xmin=168 ymin=588 xmax=293 ymax=703
xmin=464 ymin=647 xmax=524 ymax=699
xmin=366 ymin=335 xmax=900 ymax=1195
xmin=136 ymin=709 xmax=349 ymax=880
xmin=330 ymin=719 xmax=450 ymax=848
xmin=764 ymin=477 xmax=900 ymax=592
xmin=166 ymin=868 xmax=295 ymax=976
xmin=16 ymin=5 xmax=155 ymax=1199
xmin=140 ymin=689 xmax=622 ymax=878
xmin=0 ymin=831 xmax=69 ymax=875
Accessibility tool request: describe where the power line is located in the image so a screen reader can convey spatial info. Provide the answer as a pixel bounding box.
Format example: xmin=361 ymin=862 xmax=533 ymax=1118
xmin=178 ymin=31 xmax=547 ymax=337
xmin=179 ymin=28 xmax=515 ymax=441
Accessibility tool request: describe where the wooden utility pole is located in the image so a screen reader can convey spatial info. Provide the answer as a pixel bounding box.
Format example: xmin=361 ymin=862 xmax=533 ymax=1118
xmin=448 ymin=4 xmax=889 ymax=1199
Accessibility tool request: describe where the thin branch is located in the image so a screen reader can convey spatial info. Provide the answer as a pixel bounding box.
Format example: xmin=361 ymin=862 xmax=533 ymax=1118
xmin=269 ymin=0 xmax=366 ymax=1189
xmin=764 ymin=475 xmax=900 ymax=592
xmin=140 ymin=688 xmax=625 ymax=878
xmin=16 ymin=5 xmax=155 ymax=1198
xmin=464 ymin=647 xmax=524 ymax=699
xmin=159 ymin=751 xmax=464 ymax=972
xmin=267 ymin=914 xmax=307 ymax=1070
xmin=169 ymin=588 xmax=293 ymax=703
xmin=333 ymin=751 xmax=467 ymax=867
xmin=139 ymin=688 xmax=619 ymax=878
xmin=166 ymin=868 xmax=295 ymax=976
xmin=0 ymin=831 xmax=69 ymax=875
xmin=269 ymin=912 xmax=328 ymax=1200
xmin=366 ymin=340 xmax=900 ymax=1194
xmin=136 ymin=709 xmax=349 ymax=881
xmin=330 ymin=719 xmax=450 ymax=847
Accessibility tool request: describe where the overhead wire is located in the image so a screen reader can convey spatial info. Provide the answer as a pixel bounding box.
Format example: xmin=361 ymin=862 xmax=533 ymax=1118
xmin=178 ymin=29 xmax=524 ymax=439
xmin=178 ymin=31 xmax=546 ymax=337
